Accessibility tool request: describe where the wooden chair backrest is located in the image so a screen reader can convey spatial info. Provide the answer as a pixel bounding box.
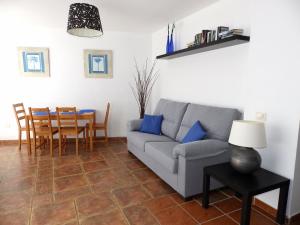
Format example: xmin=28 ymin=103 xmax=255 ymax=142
xmin=104 ymin=103 xmax=110 ymax=126
xmin=56 ymin=107 xmax=78 ymax=129
xmin=28 ymin=107 xmax=53 ymax=135
xmin=13 ymin=103 xmax=26 ymax=129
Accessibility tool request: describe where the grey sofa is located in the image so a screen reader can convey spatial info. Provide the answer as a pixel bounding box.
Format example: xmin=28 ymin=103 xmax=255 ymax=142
xmin=127 ymin=99 xmax=241 ymax=198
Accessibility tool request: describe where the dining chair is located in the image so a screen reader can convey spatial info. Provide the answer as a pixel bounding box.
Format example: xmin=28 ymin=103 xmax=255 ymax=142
xmin=56 ymin=107 xmax=86 ymax=156
xmin=28 ymin=107 xmax=58 ymax=156
xmin=87 ymin=103 xmax=110 ymax=143
xmin=12 ymin=103 xmax=28 ymax=150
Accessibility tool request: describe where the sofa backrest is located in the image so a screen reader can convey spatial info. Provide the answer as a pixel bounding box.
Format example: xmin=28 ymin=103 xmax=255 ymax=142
xmin=154 ymin=99 xmax=188 ymax=139
xmin=176 ymin=103 xmax=241 ymax=142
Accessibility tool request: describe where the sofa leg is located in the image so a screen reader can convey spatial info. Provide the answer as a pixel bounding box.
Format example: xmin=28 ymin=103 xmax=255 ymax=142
xmin=235 ymin=192 xmax=242 ymax=199
xmin=184 ymin=196 xmax=193 ymax=202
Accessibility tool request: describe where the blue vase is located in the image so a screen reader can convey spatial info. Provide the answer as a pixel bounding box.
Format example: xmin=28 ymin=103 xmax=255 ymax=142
xmin=168 ymin=35 xmax=174 ymax=53
xmin=166 ymin=35 xmax=170 ymax=53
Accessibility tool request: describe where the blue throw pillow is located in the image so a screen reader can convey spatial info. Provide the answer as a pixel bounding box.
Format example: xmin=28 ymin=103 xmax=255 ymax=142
xmin=140 ymin=114 xmax=163 ymax=135
xmin=182 ymin=121 xmax=207 ymax=143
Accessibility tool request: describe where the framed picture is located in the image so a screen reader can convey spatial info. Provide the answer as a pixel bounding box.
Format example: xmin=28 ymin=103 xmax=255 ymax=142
xmin=84 ymin=49 xmax=113 ymax=78
xmin=18 ymin=47 xmax=50 ymax=77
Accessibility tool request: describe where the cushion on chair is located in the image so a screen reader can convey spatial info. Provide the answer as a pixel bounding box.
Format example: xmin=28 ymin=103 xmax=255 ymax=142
xmin=140 ymin=114 xmax=163 ymax=135
xmin=79 ymin=109 xmax=96 ymax=114
xmin=182 ymin=121 xmax=207 ymax=143
xmin=154 ymin=99 xmax=188 ymax=139
xmin=145 ymin=142 xmax=179 ymax=173
xmin=127 ymin=131 xmax=173 ymax=151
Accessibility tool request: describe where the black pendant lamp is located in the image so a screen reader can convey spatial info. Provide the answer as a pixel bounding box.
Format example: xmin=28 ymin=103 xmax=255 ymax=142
xmin=67 ymin=3 xmax=103 ymax=37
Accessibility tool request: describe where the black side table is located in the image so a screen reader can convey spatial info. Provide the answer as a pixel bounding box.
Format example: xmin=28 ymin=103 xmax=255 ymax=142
xmin=202 ymin=163 xmax=290 ymax=225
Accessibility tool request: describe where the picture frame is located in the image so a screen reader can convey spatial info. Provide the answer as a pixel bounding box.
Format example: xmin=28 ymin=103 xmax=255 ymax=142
xmin=18 ymin=47 xmax=50 ymax=77
xmin=84 ymin=49 xmax=113 ymax=78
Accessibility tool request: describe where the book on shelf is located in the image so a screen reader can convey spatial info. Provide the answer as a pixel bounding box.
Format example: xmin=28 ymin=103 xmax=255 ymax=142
xmin=194 ymin=33 xmax=202 ymax=45
xmin=201 ymin=30 xmax=211 ymax=44
xmin=207 ymin=30 xmax=216 ymax=43
xmin=219 ymin=29 xmax=244 ymax=39
xmin=217 ymin=26 xmax=229 ymax=40
xmin=187 ymin=27 xmax=245 ymax=49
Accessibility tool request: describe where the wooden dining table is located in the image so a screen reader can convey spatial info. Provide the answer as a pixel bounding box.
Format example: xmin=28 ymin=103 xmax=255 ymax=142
xmin=25 ymin=110 xmax=96 ymax=155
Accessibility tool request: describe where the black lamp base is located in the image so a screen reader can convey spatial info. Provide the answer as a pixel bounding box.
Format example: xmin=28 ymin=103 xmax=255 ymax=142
xmin=230 ymin=146 xmax=261 ymax=174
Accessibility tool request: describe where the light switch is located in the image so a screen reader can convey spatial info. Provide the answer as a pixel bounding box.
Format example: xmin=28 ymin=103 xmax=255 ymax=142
xmin=256 ymin=112 xmax=267 ymax=122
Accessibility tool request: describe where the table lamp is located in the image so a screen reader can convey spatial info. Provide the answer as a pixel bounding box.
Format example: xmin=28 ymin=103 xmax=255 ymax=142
xmin=229 ymin=120 xmax=267 ymax=174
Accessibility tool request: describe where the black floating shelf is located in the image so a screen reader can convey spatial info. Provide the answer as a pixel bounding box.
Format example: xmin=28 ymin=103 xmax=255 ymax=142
xmin=156 ymin=35 xmax=250 ymax=60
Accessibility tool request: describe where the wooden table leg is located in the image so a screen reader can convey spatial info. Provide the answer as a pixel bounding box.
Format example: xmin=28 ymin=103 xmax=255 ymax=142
xmin=241 ymin=195 xmax=252 ymax=225
xmin=93 ymin=112 xmax=96 ymax=140
xmin=25 ymin=116 xmax=31 ymax=155
xmin=89 ymin=118 xmax=93 ymax=151
xmin=202 ymin=171 xmax=210 ymax=208
xmin=276 ymin=181 xmax=290 ymax=224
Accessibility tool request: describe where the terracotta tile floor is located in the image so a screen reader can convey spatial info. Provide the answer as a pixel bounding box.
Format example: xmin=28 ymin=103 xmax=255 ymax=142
xmin=0 ymin=140 xmax=295 ymax=225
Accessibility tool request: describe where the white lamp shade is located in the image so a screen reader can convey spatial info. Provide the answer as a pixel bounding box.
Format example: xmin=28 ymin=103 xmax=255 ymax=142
xmin=229 ymin=120 xmax=267 ymax=148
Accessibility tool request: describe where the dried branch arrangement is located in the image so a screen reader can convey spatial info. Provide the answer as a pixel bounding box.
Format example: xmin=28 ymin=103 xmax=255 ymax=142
xmin=130 ymin=59 xmax=159 ymax=119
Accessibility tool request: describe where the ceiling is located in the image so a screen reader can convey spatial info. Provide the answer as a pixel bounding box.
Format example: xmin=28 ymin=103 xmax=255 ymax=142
xmin=1 ymin=0 xmax=218 ymax=32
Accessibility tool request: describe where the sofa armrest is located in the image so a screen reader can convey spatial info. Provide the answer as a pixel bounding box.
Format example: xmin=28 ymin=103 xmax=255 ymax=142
xmin=127 ymin=119 xmax=143 ymax=131
xmin=173 ymin=139 xmax=229 ymax=160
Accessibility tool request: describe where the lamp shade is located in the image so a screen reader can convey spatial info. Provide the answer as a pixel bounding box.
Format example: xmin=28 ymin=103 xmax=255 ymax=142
xmin=229 ymin=120 xmax=267 ymax=148
xmin=67 ymin=3 xmax=103 ymax=37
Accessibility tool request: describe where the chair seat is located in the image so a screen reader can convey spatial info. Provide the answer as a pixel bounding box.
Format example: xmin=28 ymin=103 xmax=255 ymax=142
xmin=94 ymin=123 xmax=105 ymax=129
xmin=21 ymin=122 xmax=48 ymax=131
xmin=35 ymin=127 xmax=58 ymax=136
xmin=85 ymin=103 xmax=109 ymax=143
xmin=60 ymin=126 xmax=85 ymax=135
xmin=86 ymin=123 xmax=105 ymax=129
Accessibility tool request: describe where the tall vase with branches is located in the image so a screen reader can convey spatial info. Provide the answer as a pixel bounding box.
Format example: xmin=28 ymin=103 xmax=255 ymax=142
xmin=130 ymin=59 xmax=159 ymax=119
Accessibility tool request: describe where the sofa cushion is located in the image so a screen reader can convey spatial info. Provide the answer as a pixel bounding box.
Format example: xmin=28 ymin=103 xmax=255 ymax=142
xmin=173 ymin=139 xmax=229 ymax=159
xmin=140 ymin=114 xmax=163 ymax=135
xmin=182 ymin=121 xmax=207 ymax=143
xmin=154 ymin=99 xmax=188 ymax=140
xmin=145 ymin=142 xmax=179 ymax=173
xmin=127 ymin=131 xmax=173 ymax=151
xmin=176 ymin=104 xmax=241 ymax=142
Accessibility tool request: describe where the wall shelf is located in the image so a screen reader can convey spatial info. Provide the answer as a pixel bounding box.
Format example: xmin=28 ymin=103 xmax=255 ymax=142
xmin=156 ymin=35 xmax=250 ymax=60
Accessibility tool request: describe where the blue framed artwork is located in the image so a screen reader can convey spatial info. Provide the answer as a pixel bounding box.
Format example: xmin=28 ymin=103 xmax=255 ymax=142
xmin=84 ymin=50 xmax=113 ymax=78
xmin=18 ymin=47 xmax=50 ymax=77
xmin=23 ymin=52 xmax=44 ymax=72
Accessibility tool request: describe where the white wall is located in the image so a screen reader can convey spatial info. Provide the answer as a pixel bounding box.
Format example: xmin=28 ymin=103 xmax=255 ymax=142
xmin=0 ymin=3 xmax=151 ymax=139
xmin=152 ymin=0 xmax=300 ymax=217
xmin=243 ymin=0 xmax=300 ymax=217
xmin=152 ymin=0 xmax=251 ymax=110
xmin=290 ymin=125 xmax=300 ymax=217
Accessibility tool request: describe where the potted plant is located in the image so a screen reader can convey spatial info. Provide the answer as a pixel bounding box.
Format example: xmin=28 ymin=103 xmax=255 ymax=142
xmin=130 ymin=59 xmax=159 ymax=119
